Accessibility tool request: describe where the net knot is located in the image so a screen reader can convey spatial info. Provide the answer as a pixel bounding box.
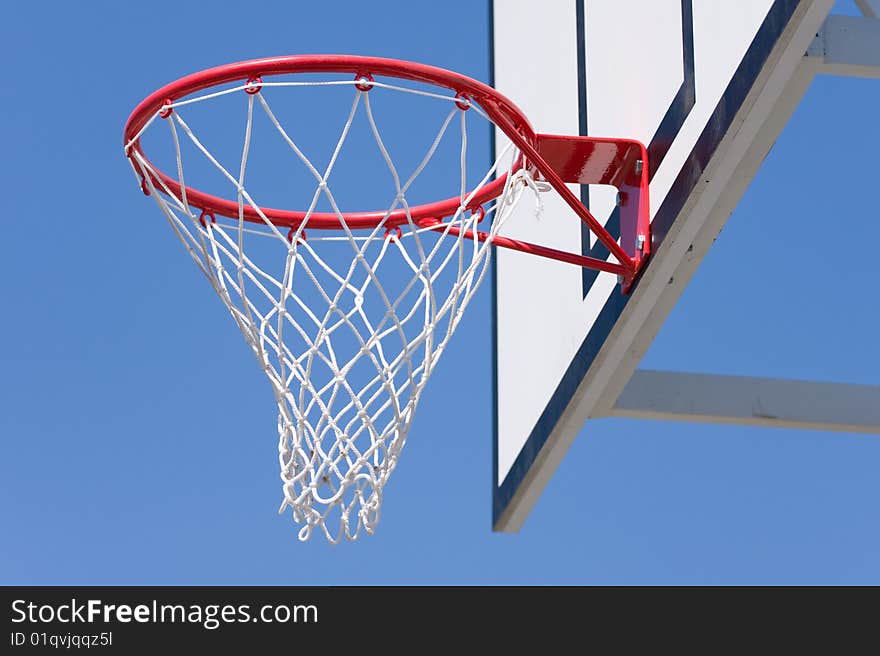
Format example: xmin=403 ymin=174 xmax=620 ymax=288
xmin=508 ymin=168 xmax=547 ymax=217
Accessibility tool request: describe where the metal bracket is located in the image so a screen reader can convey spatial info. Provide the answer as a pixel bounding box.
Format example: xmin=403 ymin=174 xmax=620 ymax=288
xmin=535 ymin=134 xmax=651 ymax=293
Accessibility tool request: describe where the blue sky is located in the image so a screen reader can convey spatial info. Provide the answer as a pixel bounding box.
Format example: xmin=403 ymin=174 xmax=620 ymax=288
xmin=1 ymin=0 xmax=878 ymax=584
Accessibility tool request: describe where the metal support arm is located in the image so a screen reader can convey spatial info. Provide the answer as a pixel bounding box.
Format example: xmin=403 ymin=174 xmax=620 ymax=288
xmin=606 ymin=370 xmax=880 ymax=435
xmin=808 ymin=14 xmax=880 ymax=78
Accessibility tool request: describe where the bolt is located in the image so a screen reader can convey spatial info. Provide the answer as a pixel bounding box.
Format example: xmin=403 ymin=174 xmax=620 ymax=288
xmin=635 ymin=159 xmax=643 ymax=175
xmin=637 ymin=234 xmax=646 ymax=251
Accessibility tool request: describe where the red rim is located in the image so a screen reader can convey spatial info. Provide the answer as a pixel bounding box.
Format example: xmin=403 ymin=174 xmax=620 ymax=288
xmin=124 ymin=55 xmax=535 ymax=230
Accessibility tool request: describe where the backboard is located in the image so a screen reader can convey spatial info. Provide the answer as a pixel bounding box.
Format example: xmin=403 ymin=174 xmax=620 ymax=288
xmin=492 ymin=0 xmax=835 ymax=530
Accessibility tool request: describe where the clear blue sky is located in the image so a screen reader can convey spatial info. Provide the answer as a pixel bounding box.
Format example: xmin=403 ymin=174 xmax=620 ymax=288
xmin=2 ymin=0 xmax=878 ymax=584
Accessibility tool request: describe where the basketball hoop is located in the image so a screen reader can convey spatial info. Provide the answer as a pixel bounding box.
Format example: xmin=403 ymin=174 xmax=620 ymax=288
xmin=123 ymin=55 xmax=650 ymax=542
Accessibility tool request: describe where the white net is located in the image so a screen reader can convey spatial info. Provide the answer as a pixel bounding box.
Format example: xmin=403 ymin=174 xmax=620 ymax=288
xmin=125 ymin=75 xmax=535 ymax=542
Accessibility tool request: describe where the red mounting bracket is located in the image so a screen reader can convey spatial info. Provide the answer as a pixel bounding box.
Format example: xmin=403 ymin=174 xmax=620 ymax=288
xmin=476 ymin=88 xmax=651 ymax=294
xmin=525 ymin=134 xmax=650 ymax=294
xmin=424 ymin=135 xmax=651 ymax=295
xmin=538 ymin=135 xmax=650 ymax=273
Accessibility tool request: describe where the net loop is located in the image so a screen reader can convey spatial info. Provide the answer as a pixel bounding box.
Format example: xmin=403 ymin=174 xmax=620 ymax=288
xmin=354 ymin=73 xmax=374 ymax=92
xmin=384 ymin=226 xmax=403 ymax=241
xmin=198 ymin=210 xmax=215 ymax=228
xmin=287 ymin=227 xmax=307 ymax=244
xmin=159 ymin=99 xmax=174 ymax=119
xmin=245 ymin=76 xmax=262 ymax=95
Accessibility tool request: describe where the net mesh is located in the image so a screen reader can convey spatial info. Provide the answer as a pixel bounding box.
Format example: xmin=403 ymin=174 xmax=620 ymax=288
xmin=125 ymin=76 xmax=534 ymax=543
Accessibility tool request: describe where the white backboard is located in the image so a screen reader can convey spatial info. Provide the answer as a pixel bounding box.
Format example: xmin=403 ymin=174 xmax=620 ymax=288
xmin=492 ymin=0 xmax=835 ymax=530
